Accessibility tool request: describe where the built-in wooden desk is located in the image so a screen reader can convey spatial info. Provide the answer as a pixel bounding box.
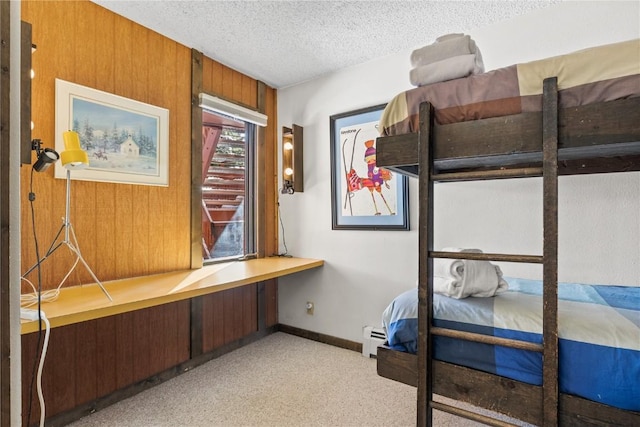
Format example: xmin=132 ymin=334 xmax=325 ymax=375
xmin=21 ymin=257 xmax=323 ymax=334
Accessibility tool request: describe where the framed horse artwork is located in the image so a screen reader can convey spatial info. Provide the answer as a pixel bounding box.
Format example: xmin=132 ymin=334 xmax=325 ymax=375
xmin=330 ymin=104 xmax=409 ymax=230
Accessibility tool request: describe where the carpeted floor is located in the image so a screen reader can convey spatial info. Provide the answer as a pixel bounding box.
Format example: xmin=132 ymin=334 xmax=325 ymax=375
xmin=67 ymin=332 xmax=530 ymax=426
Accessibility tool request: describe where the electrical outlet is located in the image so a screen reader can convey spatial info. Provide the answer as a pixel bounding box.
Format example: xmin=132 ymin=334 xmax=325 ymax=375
xmin=306 ymin=301 xmax=314 ymax=315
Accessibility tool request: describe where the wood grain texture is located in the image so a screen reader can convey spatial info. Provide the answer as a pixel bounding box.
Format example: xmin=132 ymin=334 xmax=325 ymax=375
xmin=265 ymin=279 xmax=278 ymax=327
xmin=376 ymin=97 xmax=640 ymax=175
xmin=198 ymin=53 xmax=279 ymax=312
xmin=20 ymin=257 xmax=323 ymax=334
xmin=21 ymin=0 xmax=193 ymax=289
xmin=21 ymin=303 xmax=192 ymax=425
xmin=19 ymin=2 xmax=284 ymax=425
xmin=74 ymin=321 xmax=97 ymax=407
xmin=377 ymin=348 xmax=640 ymax=427
xmin=190 ymin=49 xmax=203 ymax=268
xmin=201 ymin=291 xmax=225 ymax=352
xmin=376 ymin=82 xmax=640 ymax=426
xmin=265 ymin=89 xmax=278 ymax=256
xmin=0 ymin=1 xmax=12 ymax=425
xmin=542 ymin=77 xmax=559 ymax=427
xmin=20 ymin=21 xmax=33 ymax=164
xmin=42 ymin=325 xmax=76 ymax=415
xmin=95 ymin=316 xmax=117 ymax=397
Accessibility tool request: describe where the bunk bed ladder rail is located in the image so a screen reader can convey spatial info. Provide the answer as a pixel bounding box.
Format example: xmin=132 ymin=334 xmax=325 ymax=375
xmin=541 ymin=76 xmax=559 ymax=427
xmin=417 ymin=77 xmax=560 ymax=427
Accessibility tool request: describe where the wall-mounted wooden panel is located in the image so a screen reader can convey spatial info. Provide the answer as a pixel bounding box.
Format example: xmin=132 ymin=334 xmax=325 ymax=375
xmin=21 ymin=0 xmax=192 ymax=290
xmin=200 ymin=284 xmax=258 ymax=353
xmin=19 ymin=2 xmax=281 ymax=425
xmin=198 ymin=55 xmax=279 ymax=323
xmin=21 ymin=301 xmax=191 ymax=426
xmin=265 ymin=280 xmax=279 ymax=327
xmin=0 ymin=2 xmax=13 ymax=425
xmin=263 ymin=85 xmax=278 ymax=256
xmin=200 ymin=56 xmax=265 ymax=117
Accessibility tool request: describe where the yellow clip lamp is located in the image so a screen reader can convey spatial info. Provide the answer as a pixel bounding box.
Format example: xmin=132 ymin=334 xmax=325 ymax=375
xmin=61 ymin=130 xmax=89 ymax=169
xmin=27 ymin=130 xmax=113 ymax=301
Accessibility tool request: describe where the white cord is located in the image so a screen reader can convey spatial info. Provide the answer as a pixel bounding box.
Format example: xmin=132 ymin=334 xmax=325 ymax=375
xmin=20 ymin=308 xmax=50 ymax=427
xmin=37 ymin=314 xmax=50 ymax=427
xmin=20 ymin=255 xmax=81 ymax=306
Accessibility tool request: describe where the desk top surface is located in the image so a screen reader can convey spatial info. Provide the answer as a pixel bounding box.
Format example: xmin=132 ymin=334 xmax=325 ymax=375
xmin=21 ymin=257 xmax=323 ymax=334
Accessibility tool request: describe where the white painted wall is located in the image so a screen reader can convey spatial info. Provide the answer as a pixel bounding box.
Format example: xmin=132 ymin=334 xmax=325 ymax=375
xmin=276 ymin=1 xmax=640 ymax=344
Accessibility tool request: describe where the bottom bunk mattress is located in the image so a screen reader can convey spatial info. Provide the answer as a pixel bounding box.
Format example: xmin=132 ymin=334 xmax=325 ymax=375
xmin=382 ymin=278 xmax=640 ymax=411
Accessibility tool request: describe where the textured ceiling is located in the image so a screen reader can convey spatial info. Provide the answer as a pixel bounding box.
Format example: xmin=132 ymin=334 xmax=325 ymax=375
xmin=92 ymin=1 xmax=559 ymax=89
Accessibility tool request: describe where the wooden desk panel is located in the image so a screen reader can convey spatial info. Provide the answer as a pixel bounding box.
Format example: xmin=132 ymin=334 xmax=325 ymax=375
xmin=21 ymin=257 xmax=323 ymax=334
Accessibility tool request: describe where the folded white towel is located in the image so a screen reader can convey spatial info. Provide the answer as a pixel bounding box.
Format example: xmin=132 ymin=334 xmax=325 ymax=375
xmin=433 ymin=248 xmax=509 ymax=299
xmin=435 ymin=33 xmax=465 ymax=42
xmin=410 ymin=34 xmax=484 ymax=69
xmin=432 ymin=248 xmax=481 ymax=278
xmin=409 ymin=54 xmax=480 ymax=87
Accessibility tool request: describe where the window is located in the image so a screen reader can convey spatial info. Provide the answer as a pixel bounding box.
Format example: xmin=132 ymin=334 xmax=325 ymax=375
xmin=201 ymin=111 xmax=256 ymax=262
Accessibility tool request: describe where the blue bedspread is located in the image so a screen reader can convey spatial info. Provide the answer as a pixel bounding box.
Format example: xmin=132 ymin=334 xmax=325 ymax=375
xmin=382 ymin=278 xmax=640 ymax=411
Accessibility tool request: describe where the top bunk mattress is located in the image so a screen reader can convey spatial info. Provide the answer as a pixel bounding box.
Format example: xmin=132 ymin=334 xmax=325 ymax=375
xmin=379 ymin=39 xmax=640 ymax=136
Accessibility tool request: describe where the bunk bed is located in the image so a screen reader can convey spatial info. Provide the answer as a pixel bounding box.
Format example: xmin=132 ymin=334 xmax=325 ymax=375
xmin=374 ymin=39 xmax=640 ymax=426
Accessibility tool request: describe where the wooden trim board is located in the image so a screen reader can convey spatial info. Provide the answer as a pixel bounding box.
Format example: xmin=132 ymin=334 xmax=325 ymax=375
xmin=278 ymin=324 xmax=362 ymax=353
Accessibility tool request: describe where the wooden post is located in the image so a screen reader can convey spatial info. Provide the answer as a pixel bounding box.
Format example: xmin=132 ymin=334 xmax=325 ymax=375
xmin=190 ymin=49 xmax=204 ymax=269
xmin=417 ymin=102 xmax=434 ymax=426
xmin=0 ymin=2 xmax=13 ymax=424
xmin=542 ymin=77 xmax=559 ymax=427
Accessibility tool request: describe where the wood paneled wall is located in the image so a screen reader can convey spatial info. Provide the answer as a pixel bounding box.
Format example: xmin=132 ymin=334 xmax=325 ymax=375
xmin=20 ymin=284 xmax=277 ymax=426
xmin=1 ymin=2 xmax=12 ymax=426
xmin=199 ymin=55 xmax=279 ymax=258
xmin=21 ymin=301 xmax=191 ymax=426
xmin=19 ymin=1 xmax=280 ymax=425
xmin=200 ymin=285 xmax=258 ymax=352
xmin=21 ymin=1 xmax=193 ymax=289
xmin=198 ymin=53 xmax=279 ymax=330
xmin=19 ymin=0 xmax=282 ymax=287
xmin=21 ymin=0 xmax=279 ymax=291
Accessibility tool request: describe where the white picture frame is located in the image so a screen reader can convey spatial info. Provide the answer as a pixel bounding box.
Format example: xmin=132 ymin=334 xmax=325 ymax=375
xmin=55 ymin=78 xmax=169 ymax=186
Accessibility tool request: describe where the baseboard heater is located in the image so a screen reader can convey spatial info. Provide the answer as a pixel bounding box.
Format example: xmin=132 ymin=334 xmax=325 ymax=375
xmin=362 ymin=326 xmax=386 ymax=358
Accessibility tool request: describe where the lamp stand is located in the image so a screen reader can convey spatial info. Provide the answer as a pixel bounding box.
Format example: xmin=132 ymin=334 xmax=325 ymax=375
xmin=23 ymin=169 xmax=113 ymax=302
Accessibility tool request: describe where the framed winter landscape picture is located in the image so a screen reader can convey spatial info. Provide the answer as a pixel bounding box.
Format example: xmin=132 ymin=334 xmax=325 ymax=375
xmin=330 ymin=104 xmax=409 ymax=230
xmin=54 ymin=78 xmax=169 ymax=186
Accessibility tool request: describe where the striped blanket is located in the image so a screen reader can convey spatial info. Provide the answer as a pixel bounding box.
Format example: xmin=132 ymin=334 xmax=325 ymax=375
xmin=382 ymin=278 xmax=640 ymax=411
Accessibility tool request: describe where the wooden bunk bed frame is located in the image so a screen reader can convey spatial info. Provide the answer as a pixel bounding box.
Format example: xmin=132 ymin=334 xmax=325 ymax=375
xmin=374 ymin=77 xmax=640 ymax=427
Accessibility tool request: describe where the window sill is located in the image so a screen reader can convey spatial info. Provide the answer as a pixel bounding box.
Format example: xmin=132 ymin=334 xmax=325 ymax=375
xmin=20 ymin=257 xmax=323 ymax=334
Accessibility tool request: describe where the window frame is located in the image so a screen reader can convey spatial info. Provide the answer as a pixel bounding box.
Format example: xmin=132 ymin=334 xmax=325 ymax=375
xmin=201 ymin=112 xmax=256 ymax=265
xmin=190 ymin=55 xmax=272 ymax=269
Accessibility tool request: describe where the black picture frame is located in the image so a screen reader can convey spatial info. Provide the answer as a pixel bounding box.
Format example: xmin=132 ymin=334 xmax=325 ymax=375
xmin=330 ymin=104 xmax=409 ymax=230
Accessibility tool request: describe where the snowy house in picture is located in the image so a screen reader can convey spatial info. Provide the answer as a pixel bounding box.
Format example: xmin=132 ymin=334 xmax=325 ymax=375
xmin=121 ymin=134 xmax=140 ymax=157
